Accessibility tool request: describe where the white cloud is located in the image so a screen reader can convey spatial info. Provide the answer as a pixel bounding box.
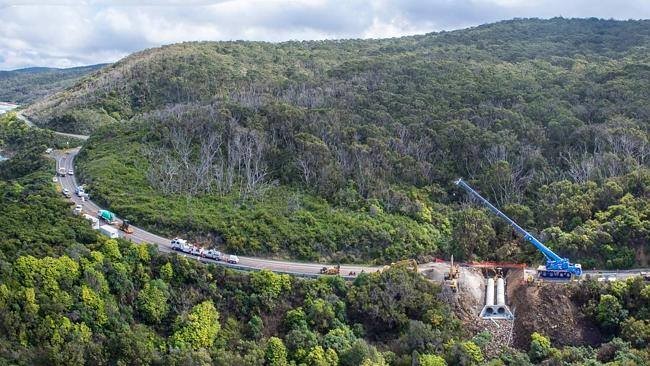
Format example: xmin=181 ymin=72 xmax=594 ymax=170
xmin=1 ymin=0 xmax=649 ymax=69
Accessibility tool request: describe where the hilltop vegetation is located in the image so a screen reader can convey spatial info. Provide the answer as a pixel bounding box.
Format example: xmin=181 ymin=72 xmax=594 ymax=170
xmin=0 ymin=64 xmax=106 ymax=104
xmin=34 ymin=18 xmax=649 ymax=267
xmin=1 ymin=111 xmax=650 ymax=365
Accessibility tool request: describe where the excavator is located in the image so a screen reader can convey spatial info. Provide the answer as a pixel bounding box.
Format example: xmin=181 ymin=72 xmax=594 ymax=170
xmin=119 ymin=219 xmax=134 ymax=234
xmin=320 ymin=264 xmax=341 ymax=275
xmin=456 ymin=179 xmax=582 ymax=280
xmin=444 ymin=255 xmax=460 ymax=292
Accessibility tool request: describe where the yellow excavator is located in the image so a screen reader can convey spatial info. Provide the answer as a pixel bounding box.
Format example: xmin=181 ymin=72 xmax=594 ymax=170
xmin=119 ymin=219 xmax=134 ymax=234
xmin=444 ymin=255 xmax=460 ymax=292
xmin=319 ymin=264 xmax=341 ymax=275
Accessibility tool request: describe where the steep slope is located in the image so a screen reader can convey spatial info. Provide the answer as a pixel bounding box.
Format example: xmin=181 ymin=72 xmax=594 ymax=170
xmin=0 ymin=64 xmax=106 ymax=104
xmin=30 ymin=18 xmax=650 ymax=265
xmin=26 ymin=18 xmax=650 ymax=134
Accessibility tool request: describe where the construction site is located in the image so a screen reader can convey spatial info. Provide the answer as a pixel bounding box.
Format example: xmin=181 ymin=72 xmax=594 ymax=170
xmin=417 ymin=179 xmax=638 ymax=355
xmin=420 ymin=261 xmax=607 ymax=355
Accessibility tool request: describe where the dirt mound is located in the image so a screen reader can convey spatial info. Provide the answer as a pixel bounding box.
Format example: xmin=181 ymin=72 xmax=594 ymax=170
xmin=507 ymin=270 xmax=603 ymax=349
xmin=420 ymin=264 xmax=485 ymax=322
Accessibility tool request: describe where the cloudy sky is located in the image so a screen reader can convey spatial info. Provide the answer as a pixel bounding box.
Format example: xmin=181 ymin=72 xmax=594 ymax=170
xmin=1 ymin=0 xmax=650 ymax=70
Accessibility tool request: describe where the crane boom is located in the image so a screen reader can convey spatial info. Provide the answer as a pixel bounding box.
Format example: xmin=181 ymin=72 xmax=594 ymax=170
xmin=455 ymin=178 xmax=581 ymax=279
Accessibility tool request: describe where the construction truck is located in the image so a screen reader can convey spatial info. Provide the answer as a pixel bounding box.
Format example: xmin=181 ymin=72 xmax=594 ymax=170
xmin=99 ymin=225 xmax=119 ymax=239
xmin=320 ymin=265 xmax=341 ymax=275
xmin=97 ymin=210 xmax=117 ymax=225
xmin=171 ymin=238 xmax=191 ymax=252
xmin=456 ymin=179 xmax=582 ymax=280
xmin=119 ymin=219 xmax=134 ymax=234
xmin=444 ymin=255 xmax=460 ymax=292
xmin=205 ymin=249 xmax=223 ymax=261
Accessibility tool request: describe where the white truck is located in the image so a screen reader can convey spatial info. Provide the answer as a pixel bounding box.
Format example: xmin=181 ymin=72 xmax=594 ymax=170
xmin=205 ymin=249 xmax=222 ymax=261
xmin=227 ymin=255 xmax=240 ymax=264
xmin=73 ymin=204 xmax=82 ymax=215
xmin=171 ymin=238 xmax=191 ymax=252
xmin=190 ymin=246 xmax=203 ymax=256
xmin=99 ymin=225 xmax=119 ymax=239
xmin=83 ymin=214 xmax=100 ymax=229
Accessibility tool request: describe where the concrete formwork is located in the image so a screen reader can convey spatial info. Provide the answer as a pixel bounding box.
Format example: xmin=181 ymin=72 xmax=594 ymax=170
xmin=480 ymin=276 xmax=514 ymax=320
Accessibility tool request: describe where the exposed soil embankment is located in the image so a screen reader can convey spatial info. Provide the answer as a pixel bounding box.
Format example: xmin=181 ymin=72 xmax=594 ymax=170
xmin=423 ymin=266 xmax=604 ymax=351
xmin=506 ymin=270 xmax=603 ymax=349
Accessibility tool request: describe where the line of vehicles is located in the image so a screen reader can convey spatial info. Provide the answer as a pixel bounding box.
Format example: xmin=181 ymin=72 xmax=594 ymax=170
xmin=58 ymin=164 xmax=645 ymax=280
xmin=71 ymin=188 xmax=240 ymax=265
xmin=170 ymin=238 xmax=240 ymax=264
xmin=58 ymin=167 xmax=74 ymax=176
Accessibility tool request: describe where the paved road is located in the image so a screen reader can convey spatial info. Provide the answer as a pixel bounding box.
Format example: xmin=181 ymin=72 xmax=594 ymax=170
xmin=55 ymin=148 xmax=381 ymax=278
xmin=53 ymin=148 xmax=650 ymax=280
xmin=16 ymin=111 xmax=90 ymax=140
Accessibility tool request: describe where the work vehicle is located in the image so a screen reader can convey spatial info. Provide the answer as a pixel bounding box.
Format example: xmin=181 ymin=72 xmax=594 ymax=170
xmin=99 ymin=225 xmax=119 ymax=239
xmin=171 ymin=238 xmax=192 ymax=252
xmin=62 ymin=188 xmax=71 ymax=198
xmin=97 ymin=210 xmax=117 ymax=224
xmin=191 ymin=246 xmax=203 ymax=256
xmin=444 ymin=255 xmax=460 ymax=292
xmin=227 ymin=255 xmax=240 ymax=264
xmin=58 ymin=167 xmax=66 ymax=176
xmin=455 ymin=178 xmax=582 ymax=279
xmin=119 ymin=219 xmax=134 ymax=234
xmin=73 ymin=204 xmax=82 ymax=215
xmin=83 ymin=214 xmax=100 ymax=229
xmin=205 ymin=249 xmax=222 ymax=260
xmin=320 ymin=265 xmax=341 ymax=275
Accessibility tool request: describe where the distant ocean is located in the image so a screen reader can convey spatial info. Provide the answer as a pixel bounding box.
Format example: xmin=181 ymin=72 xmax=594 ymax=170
xmin=0 ymin=102 xmax=17 ymax=115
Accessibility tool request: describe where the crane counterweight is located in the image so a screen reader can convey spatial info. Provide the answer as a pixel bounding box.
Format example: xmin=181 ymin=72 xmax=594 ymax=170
xmin=455 ymin=178 xmax=582 ymax=279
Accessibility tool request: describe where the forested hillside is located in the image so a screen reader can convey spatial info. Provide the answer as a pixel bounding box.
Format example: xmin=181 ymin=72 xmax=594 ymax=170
xmin=0 ymin=64 xmax=106 ymax=104
xmin=1 ymin=111 xmax=649 ymax=365
xmin=28 ymin=18 xmax=650 ymax=267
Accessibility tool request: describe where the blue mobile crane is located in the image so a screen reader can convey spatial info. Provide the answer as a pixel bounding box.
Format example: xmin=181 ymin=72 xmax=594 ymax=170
xmin=455 ymin=178 xmax=582 ymax=279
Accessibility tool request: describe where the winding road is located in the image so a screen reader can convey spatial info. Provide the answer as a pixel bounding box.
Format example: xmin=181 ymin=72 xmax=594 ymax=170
xmin=15 ymin=110 xmax=649 ymax=280
xmin=55 ymin=148 xmax=382 ymax=278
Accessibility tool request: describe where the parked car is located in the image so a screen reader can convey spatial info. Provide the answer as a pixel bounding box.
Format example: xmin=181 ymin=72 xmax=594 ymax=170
xmin=73 ymin=205 xmax=82 ymax=215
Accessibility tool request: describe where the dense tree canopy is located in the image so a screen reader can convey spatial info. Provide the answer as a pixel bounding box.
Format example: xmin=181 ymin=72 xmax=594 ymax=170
xmin=42 ymin=17 xmax=649 ymax=267
xmin=1 ymin=17 xmax=650 ymax=365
